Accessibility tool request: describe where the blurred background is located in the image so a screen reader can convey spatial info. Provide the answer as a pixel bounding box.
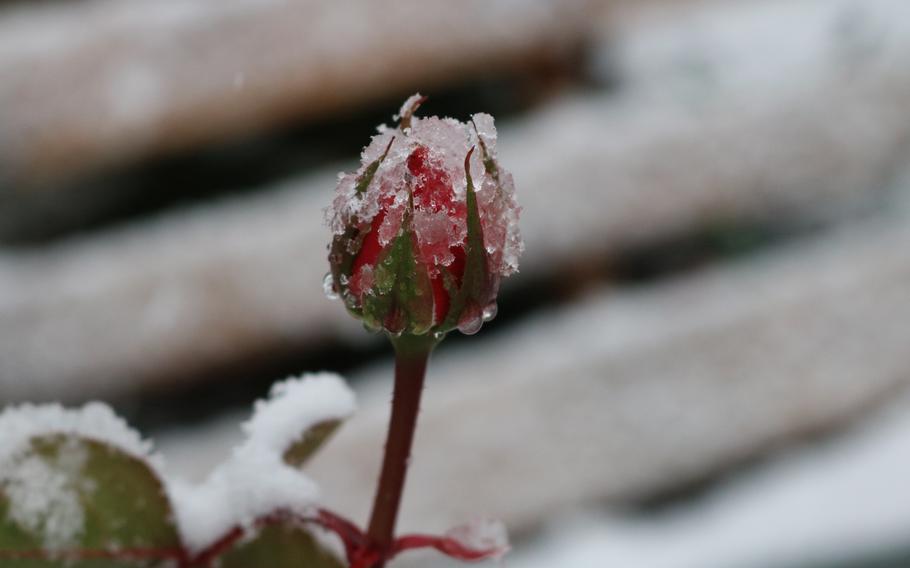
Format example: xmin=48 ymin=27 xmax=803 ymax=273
xmin=2 ymin=0 xmax=910 ymax=566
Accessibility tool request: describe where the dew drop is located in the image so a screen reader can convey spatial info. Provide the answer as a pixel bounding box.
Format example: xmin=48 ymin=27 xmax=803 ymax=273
xmin=323 ymin=273 xmax=339 ymax=300
xmin=433 ymin=330 xmax=447 ymax=340
xmin=457 ymin=303 xmax=484 ymax=335
xmin=482 ymin=302 xmax=498 ymax=322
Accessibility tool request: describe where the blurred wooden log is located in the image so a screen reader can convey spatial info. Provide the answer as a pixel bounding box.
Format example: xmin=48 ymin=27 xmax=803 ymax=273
xmin=158 ymin=214 xmax=910 ymax=542
xmin=0 ymin=0 xmax=596 ymax=189
xmin=1 ymin=0 xmax=910 ymax=400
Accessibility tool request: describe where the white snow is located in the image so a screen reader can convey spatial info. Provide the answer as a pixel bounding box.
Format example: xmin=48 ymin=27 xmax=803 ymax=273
xmin=2 ymin=448 xmax=86 ymax=550
xmin=0 ymin=402 xmax=156 ymax=467
xmin=242 ymin=372 xmax=356 ymax=457
xmin=0 ymin=402 xmax=158 ymax=548
xmin=171 ymin=372 xmax=356 ymax=552
xmin=508 ymin=398 xmax=910 ymax=568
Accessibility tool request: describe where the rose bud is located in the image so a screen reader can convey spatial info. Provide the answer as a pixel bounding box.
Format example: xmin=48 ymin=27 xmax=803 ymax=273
xmin=326 ymin=94 xmax=522 ymax=337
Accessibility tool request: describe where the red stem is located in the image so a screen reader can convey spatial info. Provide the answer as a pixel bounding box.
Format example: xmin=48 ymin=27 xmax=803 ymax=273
xmin=365 ymin=334 xmax=436 ymax=567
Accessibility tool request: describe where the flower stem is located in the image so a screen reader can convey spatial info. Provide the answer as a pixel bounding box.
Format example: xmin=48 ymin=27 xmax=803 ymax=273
xmin=365 ymin=334 xmax=437 ymax=567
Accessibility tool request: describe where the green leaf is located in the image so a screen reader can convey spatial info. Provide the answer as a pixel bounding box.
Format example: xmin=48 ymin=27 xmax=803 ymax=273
xmin=0 ymin=435 xmax=180 ymax=567
xmin=218 ymin=522 xmax=344 ymax=568
xmin=282 ymin=420 xmax=342 ymax=469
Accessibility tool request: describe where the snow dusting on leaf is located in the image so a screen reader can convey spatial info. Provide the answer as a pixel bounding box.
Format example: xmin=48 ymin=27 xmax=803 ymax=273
xmin=243 ymin=372 xmax=356 ymax=457
xmin=171 ymin=372 xmax=355 ymax=552
xmin=0 ymin=402 xmax=158 ymax=549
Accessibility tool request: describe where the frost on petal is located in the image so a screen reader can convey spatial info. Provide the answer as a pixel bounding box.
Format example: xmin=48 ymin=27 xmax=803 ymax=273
xmin=471 ymin=112 xmax=498 ymax=152
xmin=413 ymin=208 xmax=464 ymax=269
xmin=172 ymin=373 xmax=355 ymax=552
xmin=408 ymin=116 xmax=473 ymax=194
xmin=377 ymin=201 xmax=406 ymax=247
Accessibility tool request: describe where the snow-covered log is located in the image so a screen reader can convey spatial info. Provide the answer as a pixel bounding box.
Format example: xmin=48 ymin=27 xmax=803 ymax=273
xmin=2 ymin=0 xmax=910 ymax=398
xmin=0 ymin=0 xmax=595 ymax=189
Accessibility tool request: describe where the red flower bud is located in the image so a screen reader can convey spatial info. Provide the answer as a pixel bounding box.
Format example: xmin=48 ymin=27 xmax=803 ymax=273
xmin=326 ymin=94 xmax=522 ymax=337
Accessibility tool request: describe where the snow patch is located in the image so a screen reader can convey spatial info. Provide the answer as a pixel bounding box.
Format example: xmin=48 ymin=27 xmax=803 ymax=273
xmin=243 ymin=372 xmax=356 ymax=456
xmin=0 ymin=402 xmax=157 ymax=548
xmin=171 ymin=372 xmax=355 ymax=552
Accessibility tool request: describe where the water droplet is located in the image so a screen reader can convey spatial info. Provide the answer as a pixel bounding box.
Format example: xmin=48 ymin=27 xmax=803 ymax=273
xmin=457 ymin=303 xmax=484 ymax=335
xmin=458 ymin=318 xmax=483 ymax=335
xmin=323 ymin=273 xmax=339 ymax=300
xmin=433 ymin=330 xmax=447 ymax=340
xmin=482 ymin=302 xmax=498 ymax=322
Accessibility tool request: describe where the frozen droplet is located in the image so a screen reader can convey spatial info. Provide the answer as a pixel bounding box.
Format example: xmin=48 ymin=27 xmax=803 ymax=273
xmin=457 ymin=303 xmax=484 ymax=335
xmin=323 ymin=273 xmax=339 ymax=300
xmin=482 ymin=302 xmax=498 ymax=322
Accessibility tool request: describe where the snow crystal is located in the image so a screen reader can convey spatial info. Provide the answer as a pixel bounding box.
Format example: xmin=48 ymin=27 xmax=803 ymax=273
xmin=0 ymin=402 xmax=157 ymax=549
xmin=328 ymin=94 xmax=523 ymax=279
xmin=171 ymin=373 xmax=355 ymax=552
xmin=471 ymin=113 xmax=498 ymax=150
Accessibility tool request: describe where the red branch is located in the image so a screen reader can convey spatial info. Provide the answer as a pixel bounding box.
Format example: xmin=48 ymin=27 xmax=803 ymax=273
xmin=0 ymin=508 xmax=503 ymax=567
xmin=393 ymin=533 xmax=506 ymax=562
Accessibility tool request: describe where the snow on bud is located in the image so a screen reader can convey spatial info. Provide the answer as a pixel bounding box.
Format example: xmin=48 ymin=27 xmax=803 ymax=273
xmin=326 ymin=94 xmax=522 ymax=337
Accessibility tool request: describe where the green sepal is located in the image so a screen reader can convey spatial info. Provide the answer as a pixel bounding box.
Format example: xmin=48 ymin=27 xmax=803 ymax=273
xmin=362 ymin=219 xmax=434 ymax=335
xmin=218 ymin=522 xmax=344 ymax=568
xmin=0 ymin=435 xmax=180 ymax=568
xmin=331 ymin=137 xmax=395 ymax=318
xmin=282 ymin=420 xmax=342 ymax=469
xmin=440 ymin=148 xmax=492 ymax=332
xmin=354 ymin=137 xmax=394 ymax=195
xmin=472 ymin=119 xmax=500 ymax=183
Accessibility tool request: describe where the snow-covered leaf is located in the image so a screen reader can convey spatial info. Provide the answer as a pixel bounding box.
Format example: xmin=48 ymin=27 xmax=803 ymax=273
xmin=0 ymin=435 xmax=179 ymax=567
xmin=173 ymin=374 xmax=355 ymax=553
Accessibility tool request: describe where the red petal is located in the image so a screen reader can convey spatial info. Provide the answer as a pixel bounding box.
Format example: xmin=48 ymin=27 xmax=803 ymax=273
xmin=349 ymin=211 xmax=386 ymax=299
xmin=429 ymin=245 xmax=466 ymax=324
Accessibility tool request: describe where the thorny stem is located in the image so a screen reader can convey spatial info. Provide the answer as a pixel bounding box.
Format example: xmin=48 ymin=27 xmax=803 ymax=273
xmin=365 ymin=333 xmax=436 ymax=567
